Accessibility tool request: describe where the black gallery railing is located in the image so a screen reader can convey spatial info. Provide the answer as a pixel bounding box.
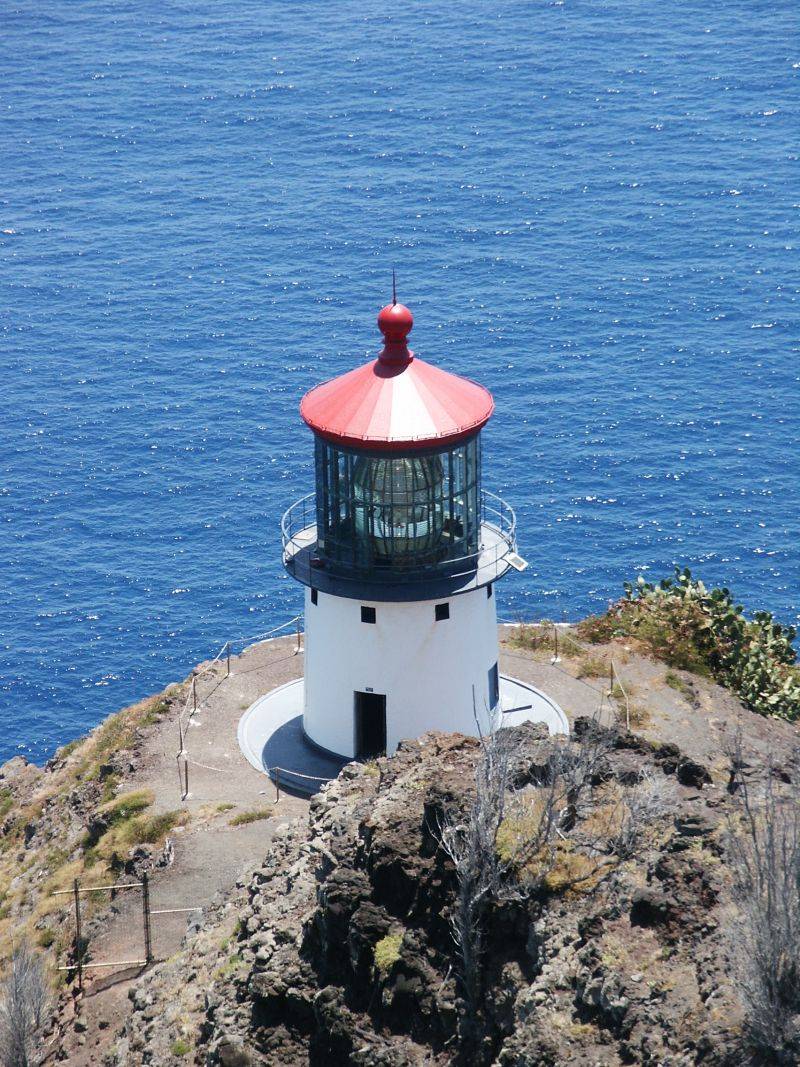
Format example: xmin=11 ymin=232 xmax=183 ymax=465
xmin=281 ymin=488 xmax=517 ymax=587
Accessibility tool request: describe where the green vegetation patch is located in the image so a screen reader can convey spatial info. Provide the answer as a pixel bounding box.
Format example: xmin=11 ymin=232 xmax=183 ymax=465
xmin=170 ymin=1038 xmax=191 ymax=1057
xmin=127 ymin=811 xmax=186 ymax=845
xmin=97 ymin=789 xmax=154 ymax=827
xmin=37 ymin=927 xmax=56 ymax=948
xmin=373 ymin=933 xmax=403 ymax=977
xmin=664 ymin=671 xmax=694 ymax=701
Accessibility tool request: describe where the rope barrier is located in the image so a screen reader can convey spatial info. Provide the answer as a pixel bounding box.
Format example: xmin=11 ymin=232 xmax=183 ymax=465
xmin=185 ymin=757 xmax=233 ymax=774
xmin=170 ymin=613 xmax=307 ymax=801
xmin=225 ymin=616 xmax=303 ymax=649
xmin=268 ymin=765 xmax=334 ymax=782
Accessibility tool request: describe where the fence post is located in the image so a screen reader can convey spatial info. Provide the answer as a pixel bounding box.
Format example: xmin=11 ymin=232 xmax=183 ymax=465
xmin=295 ymin=619 xmax=301 ymax=655
xmin=550 ymin=623 xmax=561 ymax=664
xmin=177 ymin=714 xmax=184 ymax=754
xmin=609 ymin=659 xmax=614 ymax=694
xmin=226 ymin=642 xmax=231 ymax=678
xmin=141 ymin=872 xmax=153 ymax=964
xmin=183 ymin=757 xmax=189 ymax=801
xmin=192 ymin=676 xmax=197 ymax=715
xmin=176 ymin=754 xmax=184 ymax=801
xmin=275 ymin=768 xmax=281 ymax=803
xmin=73 ymin=878 xmax=83 ymax=990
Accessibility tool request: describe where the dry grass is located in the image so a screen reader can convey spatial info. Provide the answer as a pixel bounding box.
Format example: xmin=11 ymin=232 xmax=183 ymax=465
xmin=0 ymin=686 xmax=187 ymax=961
xmin=506 ymin=623 xmax=554 ymax=653
xmin=229 ymin=808 xmax=272 ymax=828
xmin=618 ymin=703 xmax=652 ymax=730
xmin=542 ymin=841 xmax=607 ymax=896
xmin=575 ymin=656 xmax=610 ymax=680
xmin=496 ymin=792 xmax=557 ymax=866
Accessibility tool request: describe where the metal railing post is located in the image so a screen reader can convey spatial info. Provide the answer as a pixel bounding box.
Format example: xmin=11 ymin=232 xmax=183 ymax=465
xmin=141 ymin=872 xmax=153 ymax=964
xmin=275 ymin=768 xmax=281 ymax=802
xmin=183 ymin=757 xmax=189 ymax=801
xmin=295 ymin=619 xmax=301 ymax=654
xmin=192 ymin=677 xmax=197 ymax=715
xmin=73 ymin=878 xmax=83 ymax=990
xmin=226 ymin=642 xmax=231 ymax=678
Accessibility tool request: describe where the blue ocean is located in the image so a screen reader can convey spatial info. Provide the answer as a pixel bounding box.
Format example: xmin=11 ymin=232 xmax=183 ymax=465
xmin=1 ymin=1 xmax=797 ymax=763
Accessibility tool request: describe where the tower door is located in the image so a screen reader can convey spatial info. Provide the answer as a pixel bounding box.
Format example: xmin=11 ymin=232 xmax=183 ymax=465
xmin=354 ymin=692 xmax=387 ymax=759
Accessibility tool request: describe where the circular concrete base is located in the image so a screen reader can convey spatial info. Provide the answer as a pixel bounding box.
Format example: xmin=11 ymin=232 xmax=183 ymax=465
xmin=238 ymin=675 xmax=568 ymax=797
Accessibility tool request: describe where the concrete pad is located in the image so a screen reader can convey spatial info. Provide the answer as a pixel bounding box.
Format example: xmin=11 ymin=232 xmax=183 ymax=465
xmin=237 ymin=673 xmax=568 ymax=795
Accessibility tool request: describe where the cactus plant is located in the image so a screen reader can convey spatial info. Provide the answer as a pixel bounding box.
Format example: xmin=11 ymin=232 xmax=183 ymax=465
xmin=598 ymin=568 xmax=800 ymax=721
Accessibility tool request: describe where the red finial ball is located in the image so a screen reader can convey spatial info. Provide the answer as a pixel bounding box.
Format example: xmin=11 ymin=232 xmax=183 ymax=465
xmin=378 ymin=302 xmax=413 ymax=344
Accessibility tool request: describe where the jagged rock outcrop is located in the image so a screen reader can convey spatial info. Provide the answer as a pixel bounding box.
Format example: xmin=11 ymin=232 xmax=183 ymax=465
xmin=111 ymin=722 xmax=756 ymax=1065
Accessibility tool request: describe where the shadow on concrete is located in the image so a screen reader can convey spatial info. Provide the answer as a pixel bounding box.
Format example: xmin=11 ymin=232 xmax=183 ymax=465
xmin=262 ymin=715 xmax=348 ymax=797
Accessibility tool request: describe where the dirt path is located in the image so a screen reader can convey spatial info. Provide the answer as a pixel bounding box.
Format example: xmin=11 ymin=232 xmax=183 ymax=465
xmin=57 ymin=635 xmax=309 ymax=1065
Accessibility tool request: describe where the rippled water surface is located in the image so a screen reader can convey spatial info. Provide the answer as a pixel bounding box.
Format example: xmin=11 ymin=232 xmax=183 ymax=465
xmin=1 ymin=1 xmax=798 ymax=762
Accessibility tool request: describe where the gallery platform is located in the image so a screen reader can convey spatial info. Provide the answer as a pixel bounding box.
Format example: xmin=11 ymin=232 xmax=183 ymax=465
xmin=237 ymin=675 xmax=569 ymax=797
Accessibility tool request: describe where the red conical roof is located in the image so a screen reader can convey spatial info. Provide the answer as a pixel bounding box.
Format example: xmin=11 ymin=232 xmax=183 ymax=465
xmin=300 ymin=301 xmax=494 ymax=452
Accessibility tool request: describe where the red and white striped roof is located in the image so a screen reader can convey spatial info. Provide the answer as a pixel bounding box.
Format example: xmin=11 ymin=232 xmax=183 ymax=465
xmin=300 ymin=302 xmax=494 ymax=452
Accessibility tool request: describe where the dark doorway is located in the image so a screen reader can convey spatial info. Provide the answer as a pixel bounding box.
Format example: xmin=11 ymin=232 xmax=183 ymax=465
xmin=354 ymin=692 xmax=387 ymax=758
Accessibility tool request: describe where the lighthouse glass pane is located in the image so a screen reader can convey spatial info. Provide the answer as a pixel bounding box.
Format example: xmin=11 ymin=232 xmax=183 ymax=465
xmin=314 ymin=435 xmax=481 ymax=577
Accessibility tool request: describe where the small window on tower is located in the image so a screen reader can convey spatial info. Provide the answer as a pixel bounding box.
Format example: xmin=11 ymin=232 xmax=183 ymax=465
xmin=488 ymin=662 xmax=500 ymax=708
xmin=361 ymin=605 xmax=376 ymax=624
xmin=435 ymin=603 xmax=450 ymax=621
xmin=311 ymin=588 xmax=318 ymax=606
xmin=487 ymin=584 xmax=493 ymax=599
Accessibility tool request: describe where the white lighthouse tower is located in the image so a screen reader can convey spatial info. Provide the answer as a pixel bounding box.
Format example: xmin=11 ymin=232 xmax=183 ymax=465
xmin=277 ymin=296 xmax=550 ymax=763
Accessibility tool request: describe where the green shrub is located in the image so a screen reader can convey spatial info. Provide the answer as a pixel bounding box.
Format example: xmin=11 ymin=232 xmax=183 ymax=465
xmin=591 ymin=569 xmax=800 ymax=721
xmin=171 ymin=1038 xmax=190 ymax=1056
xmin=574 ymin=614 xmax=618 ymax=644
xmin=0 ymin=789 xmax=12 ymax=821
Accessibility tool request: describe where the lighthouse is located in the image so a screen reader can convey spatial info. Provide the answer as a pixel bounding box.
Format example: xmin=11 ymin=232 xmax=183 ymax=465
xmin=280 ymin=297 xmax=531 ymax=761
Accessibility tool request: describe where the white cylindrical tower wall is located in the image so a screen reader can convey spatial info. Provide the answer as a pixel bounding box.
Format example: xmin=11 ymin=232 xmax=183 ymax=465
xmin=303 ymin=585 xmax=500 ymax=758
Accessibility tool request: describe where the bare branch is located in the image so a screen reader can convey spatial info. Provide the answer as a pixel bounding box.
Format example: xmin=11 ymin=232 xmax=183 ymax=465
xmin=726 ymin=731 xmax=800 ymax=1062
xmin=0 ymin=941 xmax=51 ymax=1067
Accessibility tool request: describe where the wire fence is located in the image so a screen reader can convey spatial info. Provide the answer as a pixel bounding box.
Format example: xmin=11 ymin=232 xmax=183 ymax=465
xmin=53 ymin=874 xmax=202 ymax=988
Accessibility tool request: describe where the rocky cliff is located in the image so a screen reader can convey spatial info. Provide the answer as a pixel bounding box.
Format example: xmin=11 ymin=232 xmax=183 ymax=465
xmin=109 ymin=710 xmax=791 ymax=1066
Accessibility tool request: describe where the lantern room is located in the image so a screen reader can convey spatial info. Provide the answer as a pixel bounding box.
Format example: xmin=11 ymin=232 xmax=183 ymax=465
xmin=284 ymin=300 xmax=515 ymax=600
